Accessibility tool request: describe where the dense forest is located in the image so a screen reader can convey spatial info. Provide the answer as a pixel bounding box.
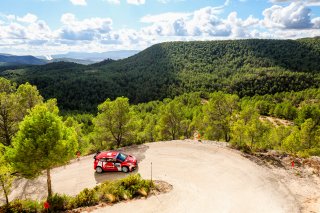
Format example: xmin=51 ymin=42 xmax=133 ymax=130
xmin=1 ymin=38 xmax=320 ymax=112
xmin=1 ymin=77 xmax=319 ymax=158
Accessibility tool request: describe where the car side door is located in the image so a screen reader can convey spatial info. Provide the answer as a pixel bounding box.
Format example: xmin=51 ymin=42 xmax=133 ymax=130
xmin=104 ymin=158 xmax=118 ymax=171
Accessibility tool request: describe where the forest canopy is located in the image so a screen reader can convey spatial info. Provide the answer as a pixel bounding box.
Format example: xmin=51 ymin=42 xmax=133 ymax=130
xmin=1 ymin=38 xmax=320 ymax=112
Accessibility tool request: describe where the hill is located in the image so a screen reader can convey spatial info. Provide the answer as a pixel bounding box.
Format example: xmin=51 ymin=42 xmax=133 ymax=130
xmin=0 ymin=54 xmax=47 ymax=66
xmin=43 ymin=50 xmax=140 ymax=62
xmin=49 ymin=58 xmax=94 ymax=65
xmin=1 ymin=38 xmax=320 ymax=112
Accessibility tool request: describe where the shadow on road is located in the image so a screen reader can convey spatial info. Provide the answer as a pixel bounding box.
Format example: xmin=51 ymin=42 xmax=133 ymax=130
xmin=94 ymin=168 xmax=140 ymax=184
xmin=18 ymin=178 xmax=46 ymax=199
xmin=9 ymin=176 xmax=47 ymax=202
xmin=118 ymin=144 xmax=149 ymax=162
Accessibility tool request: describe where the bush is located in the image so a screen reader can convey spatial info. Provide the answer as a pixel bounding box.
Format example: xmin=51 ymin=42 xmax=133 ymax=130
xmin=72 ymin=188 xmax=99 ymax=207
xmin=21 ymin=200 xmax=43 ymax=213
xmin=47 ymin=193 xmax=71 ymax=212
xmin=0 ymin=199 xmax=43 ymax=213
xmin=119 ymin=173 xmax=153 ymax=196
xmin=307 ymin=148 xmax=320 ymax=157
xmin=230 ymin=142 xmax=252 ymax=154
xmin=96 ymin=174 xmax=153 ymax=202
xmin=1 ymin=174 xmax=154 ymax=212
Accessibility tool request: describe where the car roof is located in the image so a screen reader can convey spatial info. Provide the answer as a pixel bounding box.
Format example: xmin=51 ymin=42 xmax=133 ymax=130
xmin=95 ymin=151 xmax=119 ymax=159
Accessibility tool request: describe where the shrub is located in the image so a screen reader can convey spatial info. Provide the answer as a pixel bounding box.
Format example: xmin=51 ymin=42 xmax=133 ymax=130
xmin=307 ymin=148 xmax=320 ymax=157
xmin=0 ymin=199 xmax=43 ymax=213
xmin=72 ymin=188 xmax=99 ymax=207
xmin=118 ymin=173 xmax=153 ymax=196
xmin=21 ymin=200 xmax=42 ymax=213
xmin=95 ymin=174 xmax=153 ymax=203
xmin=47 ymin=193 xmax=71 ymax=212
xmin=1 ymin=174 xmax=153 ymax=212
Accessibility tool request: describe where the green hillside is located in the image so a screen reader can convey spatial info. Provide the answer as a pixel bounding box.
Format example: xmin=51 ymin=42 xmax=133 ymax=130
xmin=1 ymin=38 xmax=320 ymax=112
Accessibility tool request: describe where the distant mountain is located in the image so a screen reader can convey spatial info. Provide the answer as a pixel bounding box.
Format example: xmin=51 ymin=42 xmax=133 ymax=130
xmin=48 ymin=50 xmax=140 ymax=61
xmin=49 ymin=58 xmax=94 ymax=65
xmin=0 ymin=54 xmax=47 ymax=66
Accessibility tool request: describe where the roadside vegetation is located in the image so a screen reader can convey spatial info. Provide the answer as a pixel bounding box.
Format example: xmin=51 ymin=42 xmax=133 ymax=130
xmin=0 ymin=174 xmax=153 ymax=212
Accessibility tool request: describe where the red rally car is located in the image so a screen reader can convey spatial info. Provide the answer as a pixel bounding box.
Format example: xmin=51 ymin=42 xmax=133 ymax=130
xmin=93 ymin=151 xmax=137 ymax=173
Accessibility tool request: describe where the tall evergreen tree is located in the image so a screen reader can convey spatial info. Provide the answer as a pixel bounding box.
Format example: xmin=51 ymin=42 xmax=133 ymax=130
xmin=7 ymin=100 xmax=78 ymax=198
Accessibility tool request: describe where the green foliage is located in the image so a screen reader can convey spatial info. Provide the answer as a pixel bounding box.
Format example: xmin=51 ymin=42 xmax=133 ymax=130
xmin=1 ymin=174 xmax=153 ymax=212
xmin=0 ymin=92 xmax=18 ymax=146
xmin=71 ymin=188 xmax=99 ymax=207
xmin=203 ymin=92 xmax=239 ymax=142
xmin=64 ymin=116 xmax=90 ymax=155
xmin=93 ymin=97 xmax=133 ymax=148
xmin=0 ymin=199 xmax=43 ymax=213
xmin=0 ymin=77 xmax=16 ymax=93
xmin=96 ymin=174 xmax=153 ymax=202
xmin=2 ymin=38 xmax=320 ymax=112
xmin=0 ymin=78 xmax=43 ymax=146
xmin=7 ymin=100 xmax=78 ymax=197
xmin=282 ymin=127 xmax=301 ymax=154
xmin=273 ymin=101 xmax=298 ymax=120
xmin=47 ymin=193 xmax=71 ymax=212
xmin=268 ymin=126 xmax=292 ymax=149
xmin=0 ymin=145 xmax=14 ymax=205
xmin=16 ymin=82 xmax=43 ymax=117
xmin=158 ymin=100 xmax=184 ymax=140
xmin=7 ymin=100 xmax=78 ymax=178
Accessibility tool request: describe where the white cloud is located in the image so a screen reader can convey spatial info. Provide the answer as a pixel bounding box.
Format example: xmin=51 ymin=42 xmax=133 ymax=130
xmin=227 ymin=12 xmax=259 ymax=37
xmin=127 ymin=0 xmax=145 ymax=5
xmin=70 ymin=0 xmax=87 ymax=6
xmin=312 ymin=17 xmax=320 ymax=28
xmin=140 ymin=12 xmax=191 ymax=23
xmin=157 ymin=0 xmax=186 ymax=3
xmin=141 ymin=7 xmax=259 ymax=38
xmin=59 ymin=13 xmax=113 ymax=40
xmin=0 ymin=13 xmax=52 ymax=41
xmin=263 ymin=2 xmax=313 ymax=29
xmin=105 ymin=0 xmax=121 ymax=4
xmin=17 ymin=13 xmax=38 ymax=23
xmin=158 ymin=0 xmax=170 ymax=3
xmin=270 ymin=0 xmax=320 ymax=6
xmin=269 ymin=0 xmax=291 ymax=2
xmin=6 ymin=14 xmax=16 ymax=21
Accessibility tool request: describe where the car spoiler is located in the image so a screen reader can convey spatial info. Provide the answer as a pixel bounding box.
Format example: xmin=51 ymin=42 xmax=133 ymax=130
xmin=93 ymin=151 xmax=101 ymax=159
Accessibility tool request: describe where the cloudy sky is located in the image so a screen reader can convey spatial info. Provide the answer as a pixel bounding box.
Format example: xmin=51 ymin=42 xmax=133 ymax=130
xmin=0 ymin=0 xmax=320 ymax=56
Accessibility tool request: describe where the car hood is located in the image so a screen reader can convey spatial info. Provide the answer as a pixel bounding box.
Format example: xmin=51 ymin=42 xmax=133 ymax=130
xmin=126 ymin=155 xmax=137 ymax=163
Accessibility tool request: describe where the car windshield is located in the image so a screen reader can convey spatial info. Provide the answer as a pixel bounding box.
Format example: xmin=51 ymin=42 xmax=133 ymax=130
xmin=116 ymin=153 xmax=127 ymax=162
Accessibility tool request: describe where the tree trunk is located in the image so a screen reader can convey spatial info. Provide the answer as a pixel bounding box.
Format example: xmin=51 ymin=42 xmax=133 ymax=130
xmin=251 ymin=138 xmax=254 ymax=150
xmin=116 ymin=138 xmax=121 ymax=147
xmin=4 ymin=123 xmax=11 ymax=146
xmin=225 ymin=133 xmax=230 ymax=142
xmin=0 ymin=179 xmax=9 ymax=205
xmin=47 ymin=168 xmax=52 ymax=198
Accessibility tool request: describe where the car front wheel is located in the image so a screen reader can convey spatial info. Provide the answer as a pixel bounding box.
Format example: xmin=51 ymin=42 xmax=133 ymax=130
xmin=96 ymin=166 xmax=103 ymax=173
xmin=122 ymin=166 xmax=129 ymax=173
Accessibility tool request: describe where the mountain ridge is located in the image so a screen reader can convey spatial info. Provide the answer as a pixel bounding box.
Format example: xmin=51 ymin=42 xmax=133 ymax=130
xmin=1 ymin=38 xmax=320 ymax=112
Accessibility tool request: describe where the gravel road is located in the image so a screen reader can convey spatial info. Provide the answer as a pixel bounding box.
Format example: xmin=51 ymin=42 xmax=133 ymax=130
xmin=7 ymin=140 xmax=299 ymax=213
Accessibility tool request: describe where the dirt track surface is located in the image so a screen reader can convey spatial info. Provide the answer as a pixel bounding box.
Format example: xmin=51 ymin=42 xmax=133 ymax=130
xmin=5 ymin=140 xmax=302 ymax=213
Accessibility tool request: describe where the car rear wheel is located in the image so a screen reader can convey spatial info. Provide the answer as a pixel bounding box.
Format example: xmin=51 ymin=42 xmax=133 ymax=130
xmin=122 ymin=166 xmax=129 ymax=173
xmin=96 ymin=166 xmax=103 ymax=173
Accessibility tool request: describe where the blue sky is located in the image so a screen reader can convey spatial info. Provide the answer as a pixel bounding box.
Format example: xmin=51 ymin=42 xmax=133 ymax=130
xmin=0 ymin=0 xmax=320 ymax=55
